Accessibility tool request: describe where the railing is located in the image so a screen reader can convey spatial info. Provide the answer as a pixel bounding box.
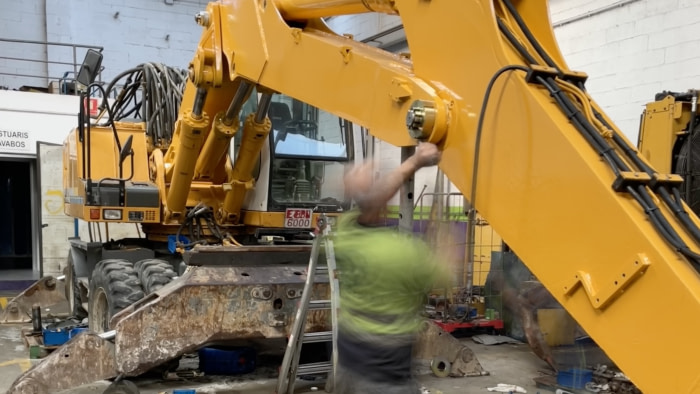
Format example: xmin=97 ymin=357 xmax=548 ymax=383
xmin=0 ymin=38 xmax=104 ymax=90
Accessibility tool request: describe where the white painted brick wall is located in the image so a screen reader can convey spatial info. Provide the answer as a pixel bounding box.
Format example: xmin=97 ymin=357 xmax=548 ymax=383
xmin=0 ymin=0 xmax=48 ymax=89
xmin=1 ymin=0 xmax=207 ymax=90
xmin=550 ymin=0 xmax=700 ymax=140
xmin=45 ymin=0 xmax=207 ymax=84
xmin=326 ymin=13 xmax=401 ymax=42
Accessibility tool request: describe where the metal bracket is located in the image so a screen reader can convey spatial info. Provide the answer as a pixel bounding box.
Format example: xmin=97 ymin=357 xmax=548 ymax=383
xmin=7 ymin=332 xmax=117 ymax=394
xmin=612 ymin=171 xmax=652 ymax=192
xmin=1 ymin=276 xmax=69 ymax=324
xmin=563 ymin=254 xmax=650 ymax=310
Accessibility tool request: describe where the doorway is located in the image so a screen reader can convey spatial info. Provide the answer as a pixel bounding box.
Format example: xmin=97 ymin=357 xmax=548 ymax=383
xmin=0 ymin=160 xmax=33 ymax=278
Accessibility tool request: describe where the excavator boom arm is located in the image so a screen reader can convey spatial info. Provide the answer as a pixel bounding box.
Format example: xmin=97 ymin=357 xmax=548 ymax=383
xmin=161 ymin=1 xmax=700 ymax=392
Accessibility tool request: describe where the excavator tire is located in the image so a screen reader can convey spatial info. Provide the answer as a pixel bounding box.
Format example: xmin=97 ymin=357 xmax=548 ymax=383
xmin=63 ymin=253 xmax=88 ymax=320
xmin=88 ymin=259 xmax=145 ymax=333
xmin=134 ymin=259 xmax=177 ymax=294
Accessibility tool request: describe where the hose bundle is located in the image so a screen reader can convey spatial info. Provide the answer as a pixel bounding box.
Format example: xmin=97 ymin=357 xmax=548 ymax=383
xmin=103 ymin=62 xmax=189 ymax=148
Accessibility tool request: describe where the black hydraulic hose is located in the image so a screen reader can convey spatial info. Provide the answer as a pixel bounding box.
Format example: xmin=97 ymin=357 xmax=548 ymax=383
xmin=657 ymin=186 xmax=700 ymax=244
xmin=537 ymin=76 xmax=628 ymax=174
xmin=590 ymin=107 xmax=657 ymax=175
xmin=497 ymin=18 xmax=538 ymax=65
xmin=627 ymin=185 xmax=700 ymax=266
xmin=634 ymin=184 xmax=697 ymax=253
xmin=79 ymin=91 xmax=86 ymax=178
xmin=497 ymin=15 xmax=626 ymax=176
xmin=497 ymin=0 xmax=700 ymax=265
xmin=536 ymin=79 xmax=700 ymax=261
xmin=86 ymin=96 xmax=92 ymax=180
xmin=89 ymin=83 xmax=123 ymax=154
xmin=685 ymin=92 xmax=698 ymax=199
xmin=501 ymin=0 xmax=562 ymax=74
xmin=469 ymin=65 xmax=529 ymax=210
xmin=499 ymin=1 xmax=636 ymax=176
xmin=590 ymin=99 xmax=700 ymax=248
xmin=541 ymin=80 xmax=612 ymax=163
xmin=104 ymin=67 xmax=142 ymax=96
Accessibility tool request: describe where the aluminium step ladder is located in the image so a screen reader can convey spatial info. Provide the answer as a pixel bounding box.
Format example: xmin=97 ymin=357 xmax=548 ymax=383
xmin=276 ymin=215 xmax=340 ymax=394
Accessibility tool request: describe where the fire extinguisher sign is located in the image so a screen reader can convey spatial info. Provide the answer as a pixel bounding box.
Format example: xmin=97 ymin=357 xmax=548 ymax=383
xmin=83 ymin=97 xmax=98 ymax=116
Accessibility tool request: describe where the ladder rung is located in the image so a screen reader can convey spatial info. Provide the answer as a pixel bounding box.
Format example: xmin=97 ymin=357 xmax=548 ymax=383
xmin=296 ymin=361 xmax=333 ymax=376
xmin=315 ymin=266 xmax=329 ymax=274
xmin=308 ymin=300 xmax=331 ymax=310
xmin=302 ymin=331 xmax=332 ymax=343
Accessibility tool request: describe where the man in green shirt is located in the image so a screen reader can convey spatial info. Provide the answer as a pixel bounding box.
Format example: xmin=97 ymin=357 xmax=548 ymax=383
xmin=334 ymin=142 xmax=448 ymax=394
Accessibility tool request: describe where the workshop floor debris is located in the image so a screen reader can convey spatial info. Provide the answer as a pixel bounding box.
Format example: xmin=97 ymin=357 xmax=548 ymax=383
xmin=0 ymin=323 xmax=551 ymax=394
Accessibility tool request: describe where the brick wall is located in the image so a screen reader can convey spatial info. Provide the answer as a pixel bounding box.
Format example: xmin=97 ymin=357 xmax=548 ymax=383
xmin=0 ymin=0 xmax=48 ymax=89
xmin=1 ymin=0 xmax=207 ymax=90
xmin=549 ymin=0 xmax=700 ymax=140
xmin=326 ymin=13 xmax=401 ymax=42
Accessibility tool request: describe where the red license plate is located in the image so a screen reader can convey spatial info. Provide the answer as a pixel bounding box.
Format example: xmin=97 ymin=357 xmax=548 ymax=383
xmin=284 ymin=208 xmax=313 ymax=228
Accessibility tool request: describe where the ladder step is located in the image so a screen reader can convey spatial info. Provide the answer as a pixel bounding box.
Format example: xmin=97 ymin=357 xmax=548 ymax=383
xmin=315 ymin=266 xmax=329 ymax=275
xmin=308 ymin=300 xmax=331 ymax=310
xmin=302 ymin=331 xmax=332 ymax=343
xmin=296 ymin=361 xmax=333 ymax=376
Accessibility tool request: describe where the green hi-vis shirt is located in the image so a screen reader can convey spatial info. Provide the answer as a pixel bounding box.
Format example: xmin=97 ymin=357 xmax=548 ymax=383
xmin=334 ymin=211 xmax=450 ymax=336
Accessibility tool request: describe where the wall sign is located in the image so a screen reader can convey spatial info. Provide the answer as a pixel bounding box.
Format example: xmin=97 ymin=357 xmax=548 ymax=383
xmin=0 ymin=129 xmax=31 ymax=152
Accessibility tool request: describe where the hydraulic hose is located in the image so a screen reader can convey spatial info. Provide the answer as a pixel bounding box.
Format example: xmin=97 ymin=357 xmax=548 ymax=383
xmin=498 ymin=17 xmax=624 ymax=175
xmin=496 ymin=0 xmax=700 ymax=266
xmin=501 ymin=0 xmax=562 ymax=74
xmin=470 ymin=65 xmax=529 ymax=210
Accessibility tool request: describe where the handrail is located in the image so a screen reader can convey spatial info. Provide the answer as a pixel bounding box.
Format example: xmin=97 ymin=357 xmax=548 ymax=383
xmin=0 ymin=38 xmax=104 ymax=90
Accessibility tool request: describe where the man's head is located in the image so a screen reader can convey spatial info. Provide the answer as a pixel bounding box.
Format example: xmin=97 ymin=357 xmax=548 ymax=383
xmin=344 ymin=161 xmax=377 ymax=212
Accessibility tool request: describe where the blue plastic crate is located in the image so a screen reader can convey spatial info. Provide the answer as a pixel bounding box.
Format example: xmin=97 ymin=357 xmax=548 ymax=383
xmin=198 ymin=347 xmax=256 ymax=375
xmin=69 ymin=327 xmax=88 ymax=339
xmin=43 ymin=326 xmax=88 ymax=346
xmin=557 ymin=368 xmax=593 ymax=389
xmin=42 ymin=329 xmax=70 ymax=346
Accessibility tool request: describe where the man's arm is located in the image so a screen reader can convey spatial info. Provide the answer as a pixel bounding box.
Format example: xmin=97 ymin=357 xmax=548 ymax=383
xmin=345 ymin=142 xmax=441 ymax=225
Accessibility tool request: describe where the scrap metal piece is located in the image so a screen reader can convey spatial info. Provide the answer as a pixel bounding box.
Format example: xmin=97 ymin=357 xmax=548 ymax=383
xmin=8 ymin=247 xmax=329 ymax=393
xmin=112 ymin=263 xmax=329 ymax=376
xmin=413 ymin=320 xmax=488 ymax=377
xmin=7 ymin=332 xmax=118 ymax=394
xmin=1 ymin=276 xmax=70 ymax=324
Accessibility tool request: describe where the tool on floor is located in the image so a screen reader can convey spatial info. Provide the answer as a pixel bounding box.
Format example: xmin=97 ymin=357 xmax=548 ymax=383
xmin=276 ymin=215 xmax=339 ymax=394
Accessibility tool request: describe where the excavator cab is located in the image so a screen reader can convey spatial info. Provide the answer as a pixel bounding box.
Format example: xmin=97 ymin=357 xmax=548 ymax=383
xmin=244 ymin=95 xmax=353 ymax=218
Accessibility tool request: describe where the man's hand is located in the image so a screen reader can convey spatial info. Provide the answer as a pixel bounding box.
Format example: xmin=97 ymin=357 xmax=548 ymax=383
xmin=412 ymin=142 xmax=441 ymax=169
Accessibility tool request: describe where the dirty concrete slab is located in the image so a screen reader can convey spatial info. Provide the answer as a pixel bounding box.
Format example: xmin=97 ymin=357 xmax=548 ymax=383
xmin=0 ymin=323 xmax=551 ymax=394
xmin=0 ymin=325 xmax=39 ymax=392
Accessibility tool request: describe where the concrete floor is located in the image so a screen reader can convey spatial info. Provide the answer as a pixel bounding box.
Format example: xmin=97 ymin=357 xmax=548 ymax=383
xmin=0 ymin=323 xmax=552 ymax=394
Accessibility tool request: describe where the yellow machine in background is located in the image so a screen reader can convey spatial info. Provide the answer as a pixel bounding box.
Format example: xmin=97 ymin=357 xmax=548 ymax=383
xmin=11 ymin=1 xmax=700 ymax=393
xmin=639 ymin=89 xmax=700 ymax=213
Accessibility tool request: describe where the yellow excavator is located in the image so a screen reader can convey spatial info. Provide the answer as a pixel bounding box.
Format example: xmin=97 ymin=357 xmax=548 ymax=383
xmin=9 ymin=0 xmax=700 ymax=393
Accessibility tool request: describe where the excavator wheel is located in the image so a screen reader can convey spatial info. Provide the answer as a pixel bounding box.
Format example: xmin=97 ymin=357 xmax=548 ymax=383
xmin=63 ymin=252 xmax=88 ymax=320
xmin=134 ymin=259 xmax=177 ymax=294
xmin=103 ymin=379 xmax=140 ymax=394
xmin=89 ymin=259 xmax=145 ymax=333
